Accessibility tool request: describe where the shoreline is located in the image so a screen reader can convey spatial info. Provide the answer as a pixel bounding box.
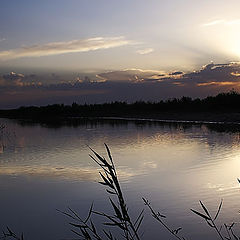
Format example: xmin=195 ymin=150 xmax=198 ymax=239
xmin=2 ymin=112 xmax=240 ymax=126
xmin=92 ymin=116 xmax=240 ymax=125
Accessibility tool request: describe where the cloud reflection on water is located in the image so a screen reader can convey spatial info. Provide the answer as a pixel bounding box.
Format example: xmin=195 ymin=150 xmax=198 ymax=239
xmin=0 ymin=165 xmax=141 ymax=182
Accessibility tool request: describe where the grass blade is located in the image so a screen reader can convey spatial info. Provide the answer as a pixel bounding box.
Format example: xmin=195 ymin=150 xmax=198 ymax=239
xmin=199 ymin=201 xmax=211 ymax=218
xmin=109 ymin=198 xmax=123 ymax=220
xmin=214 ymin=199 xmax=223 ymax=221
xmin=190 ymin=209 xmax=211 ymax=221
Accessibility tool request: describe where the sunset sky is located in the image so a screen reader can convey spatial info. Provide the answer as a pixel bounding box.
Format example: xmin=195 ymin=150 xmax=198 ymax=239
xmin=1 ymin=0 xmax=240 ymax=108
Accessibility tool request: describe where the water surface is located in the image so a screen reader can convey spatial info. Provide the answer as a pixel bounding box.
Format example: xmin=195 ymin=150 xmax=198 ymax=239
xmin=0 ymin=118 xmax=240 ymax=240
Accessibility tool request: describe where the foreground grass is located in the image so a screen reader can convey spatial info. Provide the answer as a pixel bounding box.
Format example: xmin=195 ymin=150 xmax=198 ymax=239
xmin=1 ymin=144 xmax=240 ymax=240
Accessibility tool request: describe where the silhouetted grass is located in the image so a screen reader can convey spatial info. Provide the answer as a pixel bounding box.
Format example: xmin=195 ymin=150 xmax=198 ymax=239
xmin=61 ymin=145 xmax=240 ymax=240
xmin=61 ymin=144 xmax=143 ymax=240
xmin=142 ymin=198 xmax=185 ymax=240
xmin=61 ymin=145 xmax=187 ymax=239
xmin=190 ymin=199 xmax=240 ymax=240
xmin=2 ymin=144 xmax=240 ymax=239
xmin=1 ymin=227 xmax=24 ymax=240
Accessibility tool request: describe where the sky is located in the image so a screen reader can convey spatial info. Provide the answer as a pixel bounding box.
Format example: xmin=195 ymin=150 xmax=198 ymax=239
xmin=1 ymin=0 xmax=240 ymax=108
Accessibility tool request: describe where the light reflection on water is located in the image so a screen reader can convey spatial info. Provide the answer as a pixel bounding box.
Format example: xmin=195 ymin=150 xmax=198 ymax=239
xmin=0 ymin=118 xmax=240 ymax=239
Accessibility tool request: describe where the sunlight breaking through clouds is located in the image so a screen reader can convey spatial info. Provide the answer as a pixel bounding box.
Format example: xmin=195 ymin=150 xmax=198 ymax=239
xmin=0 ymin=37 xmax=132 ymax=60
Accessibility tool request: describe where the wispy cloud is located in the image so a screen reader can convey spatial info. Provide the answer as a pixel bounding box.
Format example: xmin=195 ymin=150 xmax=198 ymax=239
xmin=136 ymin=48 xmax=154 ymax=55
xmin=202 ymin=19 xmax=225 ymax=26
xmin=202 ymin=19 xmax=240 ymax=27
xmin=0 ymin=36 xmax=132 ymax=60
xmin=0 ymin=38 xmax=6 ymax=42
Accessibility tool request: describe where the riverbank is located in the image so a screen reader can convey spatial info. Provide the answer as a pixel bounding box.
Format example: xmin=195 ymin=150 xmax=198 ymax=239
xmin=1 ymin=110 xmax=240 ymax=125
xmin=1 ymin=91 xmax=240 ymax=125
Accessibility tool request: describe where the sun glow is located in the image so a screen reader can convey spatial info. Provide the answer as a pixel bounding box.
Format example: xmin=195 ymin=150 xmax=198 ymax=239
xmin=201 ymin=19 xmax=240 ymax=59
xmin=221 ymin=28 xmax=240 ymax=58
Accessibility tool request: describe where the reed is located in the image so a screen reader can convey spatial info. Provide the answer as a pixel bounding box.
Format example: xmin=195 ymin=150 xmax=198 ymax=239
xmin=190 ymin=200 xmax=240 ymax=240
xmin=1 ymin=227 xmax=24 ymax=240
xmin=2 ymin=144 xmax=240 ymax=239
xmin=61 ymin=144 xmax=144 ymax=240
xmin=62 ymin=145 xmax=240 ymax=240
xmin=62 ymin=145 xmax=189 ymax=239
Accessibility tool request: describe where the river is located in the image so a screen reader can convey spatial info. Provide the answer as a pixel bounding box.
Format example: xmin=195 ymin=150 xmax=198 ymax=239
xmin=0 ymin=118 xmax=240 ymax=240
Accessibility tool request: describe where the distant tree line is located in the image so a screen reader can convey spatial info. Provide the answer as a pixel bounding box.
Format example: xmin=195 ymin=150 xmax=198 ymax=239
xmin=1 ymin=91 xmax=240 ymax=119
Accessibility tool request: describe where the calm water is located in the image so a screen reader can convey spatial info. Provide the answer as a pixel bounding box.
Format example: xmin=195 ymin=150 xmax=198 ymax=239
xmin=1 ymin=118 xmax=240 ymax=240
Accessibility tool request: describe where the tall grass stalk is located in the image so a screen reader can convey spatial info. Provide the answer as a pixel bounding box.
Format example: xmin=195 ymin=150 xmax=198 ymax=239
xmin=63 ymin=145 xmax=240 ymax=240
xmin=62 ymin=144 xmax=190 ymax=240
xmin=2 ymin=144 xmax=240 ymax=240
xmin=142 ymin=198 xmax=185 ymax=240
xmin=62 ymin=144 xmax=144 ymax=240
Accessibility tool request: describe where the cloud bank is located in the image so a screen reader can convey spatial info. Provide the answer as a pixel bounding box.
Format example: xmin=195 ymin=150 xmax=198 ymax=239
xmin=1 ymin=62 xmax=240 ymax=108
xmin=0 ymin=37 xmax=132 ymax=60
xmin=0 ymin=72 xmax=41 ymax=86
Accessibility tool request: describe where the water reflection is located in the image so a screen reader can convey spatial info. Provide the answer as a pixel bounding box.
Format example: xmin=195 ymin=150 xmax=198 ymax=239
xmin=0 ymin=118 xmax=240 ymax=239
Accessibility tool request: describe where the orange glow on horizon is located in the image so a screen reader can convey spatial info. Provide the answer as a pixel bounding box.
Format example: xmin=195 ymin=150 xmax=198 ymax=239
xmin=197 ymin=81 xmax=239 ymax=86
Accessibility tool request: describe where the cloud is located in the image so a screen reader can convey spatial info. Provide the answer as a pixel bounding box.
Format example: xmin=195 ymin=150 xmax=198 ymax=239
xmin=202 ymin=19 xmax=240 ymax=27
xmin=2 ymin=72 xmax=41 ymax=86
xmin=184 ymin=62 xmax=240 ymax=84
xmin=0 ymin=38 xmax=6 ymax=42
xmin=136 ymin=48 xmax=154 ymax=55
xmin=96 ymin=69 xmax=165 ymax=82
xmin=197 ymin=81 xmax=237 ymax=86
xmin=231 ymin=72 xmax=240 ymax=77
xmin=96 ymin=69 xmax=186 ymax=83
xmin=0 ymin=36 xmax=132 ymax=60
xmin=202 ymin=20 xmax=225 ymax=26
xmin=169 ymin=71 xmax=184 ymax=76
xmin=76 ymin=63 xmax=240 ymax=85
xmin=2 ymin=62 xmax=240 ymax=88
xmin=2 ymin=62 xmax=240 ymax=108
xmin=2 ymin=72 xmax=25 ymax=86
xmin=94 ymin=62 xmax=240 ymax=87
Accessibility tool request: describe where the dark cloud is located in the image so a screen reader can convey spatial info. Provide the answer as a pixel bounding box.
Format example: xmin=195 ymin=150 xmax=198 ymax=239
xmin=2 ymin=72 xmax=41 ymax=87
xmin=182 ymin=62 xmax=240 ymax=86
xmin=1 ymin=62 xmax=240 ymax=108
xmin=2 ymin=72 xmax=25 ymax=86
xmin=169 ymin=71 xmax=184 ymax=76
xmin=95 ymin=63 xmax=240 ymax=85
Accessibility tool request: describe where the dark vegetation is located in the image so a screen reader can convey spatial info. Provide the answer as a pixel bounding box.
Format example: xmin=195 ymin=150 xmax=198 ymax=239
xmin=1 ymin=145 xmax=240 ymax=240
xmin=1 ymin=91 xmax=240 ymax=123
